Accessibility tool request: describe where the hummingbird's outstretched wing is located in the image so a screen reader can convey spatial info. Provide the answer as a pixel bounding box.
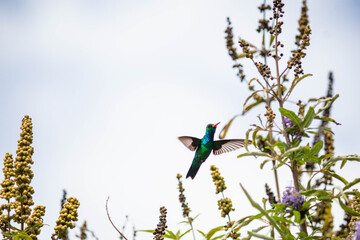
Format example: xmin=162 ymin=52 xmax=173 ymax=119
xmin=178 ymin=136 xmax=201 ymax=151
xmin=212 ymin=139 xmax=245 ymax=155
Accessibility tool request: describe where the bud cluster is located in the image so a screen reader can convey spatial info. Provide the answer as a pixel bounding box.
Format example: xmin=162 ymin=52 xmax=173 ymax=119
xmin=176 ymin=174 xmax=191 ymax=218
xmin=239 ymin=39 xmax=253 ymax=59
xmin=218 ymin=198 xmax=235 ymax=218
xmin=0 ymin=153 xmax=16 ymax=233
xmin=255 ymin=62 xmax=272 ymax=79
xmin=52 ymin=197 xmax=80 ymax=240
xmin=25 ymin=205 xmax=46 ymax=240
xmin=13 ymin=115 xmax=35 ymax=225
xmin=295 ymin=0 xmax=309 ymax=47
xmin=288 ymin=25 xmax=311 ymax=78
xmin=210 ymin=165 xmax=227 ymax=194
xmin=225 ymin=17 xmax=238 ymax=61
xmin=347 ymin=190 xmax=360 ymax=240
xmin=264 ymin=105 xmax=276 ymax=125
xmin=265 ymin=183 xmax=277 ymax=204
xmin=256 ymin=3 xmax=271 ymax=33
xmin=269 ymin=0 xmax=285 ymax=35
xmin=324 ymin=130 xmax=334 ymax=155
xmin=153 ymin=206 xmax=167 ymax=240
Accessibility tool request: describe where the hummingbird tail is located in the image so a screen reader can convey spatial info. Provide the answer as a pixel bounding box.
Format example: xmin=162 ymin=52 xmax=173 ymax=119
xmin=186 ymin=162 xmax=201 ymax=179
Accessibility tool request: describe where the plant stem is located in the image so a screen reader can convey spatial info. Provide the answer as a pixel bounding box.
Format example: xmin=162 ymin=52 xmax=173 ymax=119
xmin=273 ymin=3 xmax=306 ymax=235
xmin=262 ymin=0 xmax=281 ymax=202
xmin=189 ymin=220 xmax=196 ymax=240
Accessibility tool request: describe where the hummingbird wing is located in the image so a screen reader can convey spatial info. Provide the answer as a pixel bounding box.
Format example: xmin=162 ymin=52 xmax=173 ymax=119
xmin=212 ymin=139 xmax=245 ymax=155
xmin=178 ymin=136 xmax=201 ymax=151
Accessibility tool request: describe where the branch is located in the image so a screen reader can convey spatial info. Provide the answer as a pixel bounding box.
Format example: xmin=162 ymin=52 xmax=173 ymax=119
xmin=106 ymin=197 xmax=128 ymax=240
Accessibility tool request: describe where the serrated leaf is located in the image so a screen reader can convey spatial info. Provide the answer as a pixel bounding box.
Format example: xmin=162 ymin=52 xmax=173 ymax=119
xmin=279 ymin=108 xmax=302 ymax=128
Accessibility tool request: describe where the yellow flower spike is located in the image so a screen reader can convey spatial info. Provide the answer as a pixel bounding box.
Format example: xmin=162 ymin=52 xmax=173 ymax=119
xmin=52 ymin=197 xmax=80 ymax=240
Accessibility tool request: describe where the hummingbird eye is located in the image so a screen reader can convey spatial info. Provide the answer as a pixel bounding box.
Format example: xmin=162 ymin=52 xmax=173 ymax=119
xmin=206 ymin=124 xmax=213 ymax=128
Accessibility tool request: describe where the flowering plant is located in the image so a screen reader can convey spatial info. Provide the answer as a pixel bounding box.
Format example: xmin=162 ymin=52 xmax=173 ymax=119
xmin=152 ymin=0 xmax=360 ymax=239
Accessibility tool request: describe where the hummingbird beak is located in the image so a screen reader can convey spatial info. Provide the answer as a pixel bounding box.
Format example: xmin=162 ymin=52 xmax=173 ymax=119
xmin=212 ymin=122 xmax=220 ymax=128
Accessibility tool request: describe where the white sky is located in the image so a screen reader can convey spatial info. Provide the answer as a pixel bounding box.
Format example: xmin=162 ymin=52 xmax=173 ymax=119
xmin=0 ymin=0 xmax=359 ymax=239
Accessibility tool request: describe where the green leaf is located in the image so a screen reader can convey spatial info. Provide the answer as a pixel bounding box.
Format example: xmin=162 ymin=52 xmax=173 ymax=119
xmin=315 ymin=94 xmax=339 ymax=115
xmin=279 ymin=107 xmax=302 ymax=128
xmin=179 ymin=229 xmax=191 ymax=238
xmin=165 ymin=230 xmax=177 ymax=239
xmin=245 ymin=128 xmax=251 ymax=152
xmin=285 ymin=74 xmax=313 ymax=100
xmin=211 ymin=234 xmax=225 ymax=240
xmin=339 ymin=198 xmax=360 ymax=217
xmin=238 ymin=151 xmax=272 ymax=158
xmin=233 ymin=213 xmax=264 ymax=231
xmin=197 ymin=230 xmax=206 ymax=237
xmin=323 ymin=155 xmax=360 ymax=169
xmin=293 ymin=210 xmax=301 ymax=223
xmin=243 ymin=90 xmax=263 ymax=114
xmin=269 ymin=34 xmax=275 ymax=47
xmin=10 ymin=232 xmax=33 ymax=240
xmin=240 ymin=184 xmax=287 ymax=239
xmin=344 ymin=178 xmax=360 ymax=191
xmin=326 ymin=171 xmax=348 ymax=185
xmin=301 ymin=189 xmax=332 ymax=201
xmin=244 ymin=99 xmax=264 ymax=114
xmin=248 ymin=231 xmax=274 ymax=240
xmin=314 ymin=116 xmax=341 ymax=125
xmin=272 ymin=216 xmax=293 ymax=224
xmin=260 ymin=159 xmax=272 ymax=169
xmin=205 ymin=226 xmax=224 ymax=239
xmin=310 ymin=141 xmax=323 ymax=156
xmin=252 ymin=126 xmax=263 ymax=148
xmin=302 ymin=107 xmax=315 ymax=128
xmin=281 ymin=145 xmax=306 ymax=159
xmin=136 ymin=230 xmax=154 ymax=233
xmin=219 ymin=115 xmax=240 ymax=139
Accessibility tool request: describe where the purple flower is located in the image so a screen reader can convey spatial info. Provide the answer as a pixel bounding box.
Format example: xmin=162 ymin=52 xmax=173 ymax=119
xmin=282 ymin=186 xmax=304 ymax=209
xmin=283 ymin=117 xmax=304 ymax=141
xmin=284 ymin=117 xmax=293 ymax=128
xmin=354 ymin=221 xmax=360 ymax=240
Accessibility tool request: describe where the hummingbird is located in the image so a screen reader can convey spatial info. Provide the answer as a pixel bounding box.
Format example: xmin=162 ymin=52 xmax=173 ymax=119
xmin=178 ymin=122 xmax=246 ymax=179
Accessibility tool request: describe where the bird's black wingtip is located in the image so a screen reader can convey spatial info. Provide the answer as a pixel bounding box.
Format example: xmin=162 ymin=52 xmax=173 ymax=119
xmin=186 ymin=173 xmax=194 ymax=179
